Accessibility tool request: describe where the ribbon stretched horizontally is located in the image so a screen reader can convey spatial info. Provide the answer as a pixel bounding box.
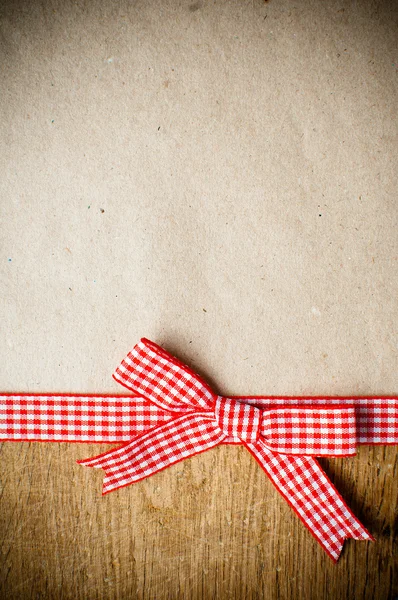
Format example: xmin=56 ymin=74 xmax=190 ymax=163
xmin=1 ymin=338 xmax=397 ymax=561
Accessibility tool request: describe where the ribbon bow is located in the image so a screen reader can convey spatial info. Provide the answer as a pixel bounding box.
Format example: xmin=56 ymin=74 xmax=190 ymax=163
xmin=1 ymin=338 xmax=397 ymax=562
xmin=77 ymin=339 xmax=376 ymax=561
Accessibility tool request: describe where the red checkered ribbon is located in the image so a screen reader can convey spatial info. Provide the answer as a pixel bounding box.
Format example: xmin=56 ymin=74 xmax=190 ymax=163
xmin=1 ymin=338 xmax=397 ymax=562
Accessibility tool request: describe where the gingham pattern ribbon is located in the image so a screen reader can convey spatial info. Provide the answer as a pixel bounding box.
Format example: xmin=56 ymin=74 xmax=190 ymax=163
xmin=1 ymin=339 xmax=397 ymax=562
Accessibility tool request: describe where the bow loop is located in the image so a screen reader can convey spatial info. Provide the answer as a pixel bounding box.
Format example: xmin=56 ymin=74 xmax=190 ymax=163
xmin=214 ymin=396 xmax=261 ymax=442
xmin=259 ymin=405 xmax=357 ymax=456
xmin=113 ymin=338 xmax=216 ymax=412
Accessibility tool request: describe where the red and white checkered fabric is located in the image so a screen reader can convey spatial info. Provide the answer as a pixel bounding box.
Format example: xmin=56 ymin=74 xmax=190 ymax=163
xmin=113 ymin=338 xmax=215 ymax=412
xmin=231 ymin=396 xmax=398 ymax=445
xmin=0 ymin=394 xmax=172 ymax=442
xmin=214 ymin=396 xmax=261 ymax=442
xmin=78 ymin=413 xmax=225 ymax=494
xmin=260 ymin=406 xmax=357 ymax=456
xmin=245 ymin=441 xmax=373 ymax=561
xmin=1 ymin=337 xmax=397 ymax=562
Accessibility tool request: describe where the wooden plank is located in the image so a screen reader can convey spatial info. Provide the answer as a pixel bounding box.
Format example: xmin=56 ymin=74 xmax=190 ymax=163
xmin=0 ymin=442 xmax=396 ymax=599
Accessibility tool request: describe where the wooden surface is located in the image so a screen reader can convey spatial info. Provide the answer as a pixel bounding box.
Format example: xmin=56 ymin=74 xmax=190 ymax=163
xmin=0 ymin=441 xmax=396 ymax=599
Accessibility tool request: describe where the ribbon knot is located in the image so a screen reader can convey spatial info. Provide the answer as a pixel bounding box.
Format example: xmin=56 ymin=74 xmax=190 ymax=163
xmin=214 ymin=396 xmax=261 ymax=442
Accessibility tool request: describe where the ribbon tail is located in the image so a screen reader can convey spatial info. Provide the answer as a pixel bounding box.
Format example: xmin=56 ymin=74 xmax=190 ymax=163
xmin=78 ymin=412 xmax=226 ymax=495
xmin=245 ymin=439 xmax=374 ymax=562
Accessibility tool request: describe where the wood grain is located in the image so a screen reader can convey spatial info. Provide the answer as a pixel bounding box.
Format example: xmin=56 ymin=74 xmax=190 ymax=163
xmin=0 ymin=442 xmax=396 ymax=599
